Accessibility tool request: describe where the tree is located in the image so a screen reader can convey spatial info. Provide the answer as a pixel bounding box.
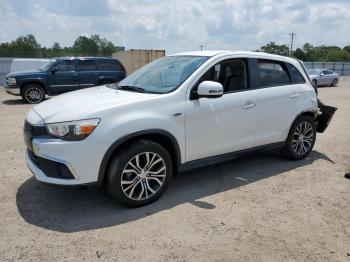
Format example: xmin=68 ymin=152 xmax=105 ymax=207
xmin=73 ymin=35 xmax=99 ymax=56
xmin=325 ymin=49 xmax=350 ymax=61
xmin=343 ymin=45 xmax=350 ymax=54
xmin=51 ymin=42 xmax=62 ymax=57
xmin=98 ymin=38 xmax=117 ymax=56
xmin=293 ymin=48 xmax=306 ymax=61
xmin=0 ymin=34 xmax=121 ymax=58
xmin=260 ymin=42 xmax=289 ymax=56
xmin=10 ymin=34 xmax=41 ymax=57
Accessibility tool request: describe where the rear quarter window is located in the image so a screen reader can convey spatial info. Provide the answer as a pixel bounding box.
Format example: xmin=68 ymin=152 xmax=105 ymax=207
xmin=287 ymin=63 xmax=305 ymax=84
xmin=98 ymin=59 xmax=123 ymax=71
xmin=79 ymin=60 xmax=98 ymax=71
xmin=257 ymin=60 xmax=291 ymax=88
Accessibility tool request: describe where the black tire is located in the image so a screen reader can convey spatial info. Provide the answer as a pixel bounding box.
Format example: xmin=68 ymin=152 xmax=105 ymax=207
xmin=331 ymin=78 xmax=338 ymax=87
xmin=283 ymin=115 xmax=316 ymax=160
xmin=106 ymin=140 xmax=173 ymax=207
xmin=21 ymin=84 xmax=45 ymax=104
xmin=312 ymin=79 xmax=317 ymax=87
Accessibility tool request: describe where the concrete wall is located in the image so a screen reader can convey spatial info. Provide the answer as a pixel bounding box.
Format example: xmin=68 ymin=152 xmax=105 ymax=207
xmin=112 ymin=49 xmax=165 ymax=75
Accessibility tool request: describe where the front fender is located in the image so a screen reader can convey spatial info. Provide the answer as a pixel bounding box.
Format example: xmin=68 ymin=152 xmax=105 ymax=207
xmin=20 ymin=77 xmax=48 ymax=90
xmin=96 ymin=128 xmax=182 ymax=185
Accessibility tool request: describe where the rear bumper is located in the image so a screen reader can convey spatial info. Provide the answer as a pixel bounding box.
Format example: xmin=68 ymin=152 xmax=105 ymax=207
xmin=316 ymin=99 xmax=337 ymax=133
xmin=5 ymin=86 xmax=20 ymax=96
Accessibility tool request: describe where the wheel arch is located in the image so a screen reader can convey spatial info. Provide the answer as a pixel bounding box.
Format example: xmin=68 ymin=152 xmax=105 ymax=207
xmin=97 ymin=129 xmax=181 ymax=186
xmin=21 ymin=80 xmax=47 ymax=93
xmin=284 ymin=110 xmax=316 ymax=142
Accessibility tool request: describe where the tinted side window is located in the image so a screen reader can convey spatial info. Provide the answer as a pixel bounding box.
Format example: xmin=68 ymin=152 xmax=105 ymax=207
xmin=288 ymin=64 xmax=305 ymax=84
xmin=79 ymin=60 xmax=98 ymax=71
xmin=197 ymin=59 xmax=248 ymax=93
xmin=98 ymin=59 xmax=123 ymax=71
xmin=257 ymin=60 xmax=291 ymax=88
xmin=56 ymin=60 xmax=75 ymax=71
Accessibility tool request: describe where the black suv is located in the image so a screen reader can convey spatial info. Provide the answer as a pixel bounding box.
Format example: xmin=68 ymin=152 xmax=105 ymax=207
xmin=5 ymin=57 xmax=126 ymax=103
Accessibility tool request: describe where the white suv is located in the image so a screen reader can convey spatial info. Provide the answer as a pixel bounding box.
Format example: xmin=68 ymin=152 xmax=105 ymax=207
xmin=24 ymin=51 xmax=336 ymax=206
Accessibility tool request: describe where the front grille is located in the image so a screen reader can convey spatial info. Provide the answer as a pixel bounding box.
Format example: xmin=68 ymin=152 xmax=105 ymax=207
xmin=24 ymin=121 xmax=48 ymax=138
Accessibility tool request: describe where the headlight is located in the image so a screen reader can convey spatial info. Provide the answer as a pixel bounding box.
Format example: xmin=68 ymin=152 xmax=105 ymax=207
xmin=7 ymin=77 xmax=16 ymax=85
xmin=46 ymin=118 xmax=100 ymax=141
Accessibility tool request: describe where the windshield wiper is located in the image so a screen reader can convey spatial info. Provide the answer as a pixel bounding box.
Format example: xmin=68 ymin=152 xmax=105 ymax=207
xmin=117 ymin=85 xmax=146 ymax=93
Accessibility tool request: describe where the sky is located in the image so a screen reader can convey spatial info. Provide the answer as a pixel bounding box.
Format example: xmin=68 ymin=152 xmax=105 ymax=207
xmin=1 ymin=0 xmax=350 ymax=54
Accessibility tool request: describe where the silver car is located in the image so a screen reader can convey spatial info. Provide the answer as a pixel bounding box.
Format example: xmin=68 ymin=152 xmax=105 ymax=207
xmin=308 ymin=69 xmax=339 ymax=87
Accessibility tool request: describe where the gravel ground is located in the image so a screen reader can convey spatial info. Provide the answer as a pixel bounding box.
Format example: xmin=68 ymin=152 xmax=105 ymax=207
xmin=0 ymin=78 xmax=349 ymax=262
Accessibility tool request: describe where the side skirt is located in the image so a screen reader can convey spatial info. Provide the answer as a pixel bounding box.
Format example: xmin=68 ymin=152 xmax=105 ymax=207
xmin=178 ymin=142 xmax=285 ymax=173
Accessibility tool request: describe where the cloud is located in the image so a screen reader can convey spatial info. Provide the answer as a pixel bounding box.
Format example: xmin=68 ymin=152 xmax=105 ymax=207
xmin=0 ymin=0 xmax=350 ymax=53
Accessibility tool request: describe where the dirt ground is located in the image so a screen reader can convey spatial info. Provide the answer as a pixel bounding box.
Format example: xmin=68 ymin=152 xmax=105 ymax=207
xmin=0 ymin=78 xmax=349 ymax=262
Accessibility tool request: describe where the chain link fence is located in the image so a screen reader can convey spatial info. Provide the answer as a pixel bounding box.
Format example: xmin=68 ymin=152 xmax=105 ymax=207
xmin=303 ymin=62 xmax=350 ymax=76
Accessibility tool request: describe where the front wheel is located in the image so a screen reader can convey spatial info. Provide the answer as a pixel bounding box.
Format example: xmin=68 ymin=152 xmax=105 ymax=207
xmin=331 ymin=78 xmax=338 ymax=87
xmin=283 ymin=115 xmax=316 ymax=160
xmin=312 ymin=79 xmax=317 ymax=87
xmin=106 ymin=140 xmax=173 ymax=207
xmin=21 ymin=84 xmax=45 ymax=104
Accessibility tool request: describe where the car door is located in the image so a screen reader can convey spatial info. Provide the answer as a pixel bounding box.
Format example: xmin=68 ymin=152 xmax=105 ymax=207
xmin=254 ymin=59 xmax=304 ymax=146
xmin=324 ymin=70 xmax=334 ymax=85
xmin=77 ymin=59 xmax=101 ymax=89
xmin=318 ymin=70 xmax=329 ymax=85
xmin=47 ymin=59 xmax=79 ymax=93
xmin=185 ymin=58 xmax=257 ymax=162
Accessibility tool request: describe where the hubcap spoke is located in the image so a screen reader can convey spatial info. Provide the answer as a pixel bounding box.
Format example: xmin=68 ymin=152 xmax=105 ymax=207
xmin=121 ymin=152 xmax=166 ymax=201
xmin=25 ymin=88 xmax=42 ymax=103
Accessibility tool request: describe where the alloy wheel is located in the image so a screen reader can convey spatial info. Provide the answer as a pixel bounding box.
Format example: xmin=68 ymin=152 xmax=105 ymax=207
xmin=25 ymin=87 xmax=43 ymax=103
xmin=121 ymin=152 xmax=166 ymax=201
xmin=292 ymin=121 xmax=314 ymax=155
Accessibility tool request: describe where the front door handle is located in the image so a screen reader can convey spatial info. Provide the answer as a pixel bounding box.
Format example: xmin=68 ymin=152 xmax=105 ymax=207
xmin=289 ymin=93 xmax=300 ymax=99
xmin=242 ymin=102 xmax=256 ymax=109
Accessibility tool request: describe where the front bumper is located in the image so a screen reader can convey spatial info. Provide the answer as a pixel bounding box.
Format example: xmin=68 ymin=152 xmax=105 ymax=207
xmin=24 ymin=129 xmax=109 ymax=185
xmin=5 ymin=86 xmax=21 ymax=96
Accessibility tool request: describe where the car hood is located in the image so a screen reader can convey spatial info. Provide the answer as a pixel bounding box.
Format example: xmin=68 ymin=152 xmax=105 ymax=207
xmin=32 ymin=85 xmax=158 ymax=123
xmin=7 ymin=70 xmax=46 ymax=78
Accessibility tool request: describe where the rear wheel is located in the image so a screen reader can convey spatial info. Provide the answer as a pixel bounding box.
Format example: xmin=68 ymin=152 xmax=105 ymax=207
xmin=21 ymin=84 xmax=45 ymax=104
xmin=106 ymin=140 xmax=173 ymax=207
xmin=283 ymin=115 xmax=316 ymax=160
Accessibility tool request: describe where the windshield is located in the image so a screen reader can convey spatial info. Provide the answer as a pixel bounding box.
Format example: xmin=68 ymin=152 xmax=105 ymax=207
xmin=114 ymin=55 xmax=209 ymax=94
xmin=39 ymin=60 xmax=56 ymax=71
xmin=308 ymin=69 xmax=321 ymax=75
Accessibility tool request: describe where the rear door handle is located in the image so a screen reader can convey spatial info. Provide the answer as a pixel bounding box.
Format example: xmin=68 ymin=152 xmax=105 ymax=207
xmin=289 ymin=93 xmax=300 ymax=99
xmin=242 ymin=102 xmax=256 ymax=109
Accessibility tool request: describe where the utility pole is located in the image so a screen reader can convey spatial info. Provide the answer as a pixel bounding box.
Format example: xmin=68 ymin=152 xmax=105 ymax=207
xmin=199 ymin=44 xmax=203 ymax=51
xmin=289 ymin=32 xmax=296 ymax=55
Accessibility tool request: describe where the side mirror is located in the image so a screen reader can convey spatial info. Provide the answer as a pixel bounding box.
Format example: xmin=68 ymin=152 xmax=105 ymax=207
xmin=320 ymin=72 xmax=324 ymax=76
xmin=197 ymin=81 xmax=223 ymax=98
xmin=51 ymin=66 xmax=58 ymax=73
